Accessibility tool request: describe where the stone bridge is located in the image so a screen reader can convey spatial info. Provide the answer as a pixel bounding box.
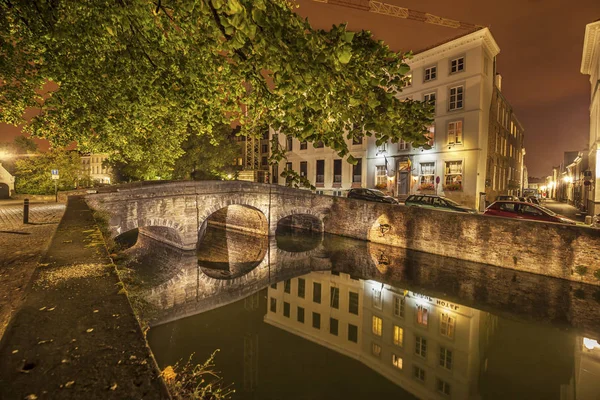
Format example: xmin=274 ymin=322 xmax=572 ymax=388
xmin=85 ymin=180 xmax=600 ymax=286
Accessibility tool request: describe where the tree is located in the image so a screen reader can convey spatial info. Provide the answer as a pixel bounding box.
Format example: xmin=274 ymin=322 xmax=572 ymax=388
xmin=172 ymin=125 xmax=241 ymax=180
xmin=14 ymin=149 xmax=81 ymax=194
xmin=0 ymin=0 xmax=433 ymax=175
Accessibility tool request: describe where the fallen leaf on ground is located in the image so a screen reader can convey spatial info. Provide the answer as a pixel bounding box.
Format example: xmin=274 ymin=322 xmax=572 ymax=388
xmin=12 ymin=350 xmax=18 ymax=354
xmin=37 ymin=340 xmax=53 ymax=345
xmin=38 ymin=307 xmax=46 ymax=311
xmin=110 ymin=383 xmax=118 ymax=390
xmin=47 ymin=307 xmax=56 ymax=311
xmin=64 ymin=381 xmax=75 ymax=388
xmin=93 ymin=309 xmax=99 ymax=313
xmin=25 ymin=395 xmax=37 ymax=400
xmin=86 ymin=328 xmax=94 ymax=333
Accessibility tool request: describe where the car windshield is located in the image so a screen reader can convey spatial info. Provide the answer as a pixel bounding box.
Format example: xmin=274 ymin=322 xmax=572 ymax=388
xmin=369 ymin=189 xmax=385 ymax=197
xmin=537 ymin=205 xmax=556 ymax=216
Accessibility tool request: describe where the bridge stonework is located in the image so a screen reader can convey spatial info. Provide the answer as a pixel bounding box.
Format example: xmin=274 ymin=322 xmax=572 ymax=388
xmin=85 ymin=181 xmax=600 ymax=286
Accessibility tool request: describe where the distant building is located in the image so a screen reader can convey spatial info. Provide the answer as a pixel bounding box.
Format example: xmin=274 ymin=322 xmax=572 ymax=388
xmin=581 ymin=20 xmax=600 ymax=215
xmin=0 ymin=162 xmax=15 ymax=198
xmin=80 ymin=153 xmax=112 ymax=185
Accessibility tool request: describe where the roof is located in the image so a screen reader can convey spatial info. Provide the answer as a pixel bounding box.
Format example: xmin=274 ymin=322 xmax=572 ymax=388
xmin=581 ymin=20 xmax=600 ymax=75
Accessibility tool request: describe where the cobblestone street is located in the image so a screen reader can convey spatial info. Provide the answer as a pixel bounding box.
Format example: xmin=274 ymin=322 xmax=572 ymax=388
xmin=0 ymin=201 xmax=66 ymax=339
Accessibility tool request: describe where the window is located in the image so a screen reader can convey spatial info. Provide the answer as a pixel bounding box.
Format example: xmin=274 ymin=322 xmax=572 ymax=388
xmin=284 ymin=279 xmax=291 ymax=294
xmin=423 ymin=92 xmax=436 ymax=110
xmin=348 ymin=324 xmax=358 ymax=343
xmin=297 ymin=278 xmax=305 ymax=298
xmin=393 ymin=325 xmax=404 ymax=347
xmin=426 ymin=125 xmax=435 ymax=147
xmin=405 ymin=73 xmax=412 ymax=86
xmin=398 ymin=139 xmax=409 ymax=151
xmin=413 ymin=366 xmax=426 ymax=382
xmin=372 ymin=342 xmax=382 ymax=358
xmin=300 ymin=161 xmax=307 ymax=178
xmin=316 ymin=160 xmax=325 ymax=184
xmin=394 ymin=296 xmax=405 ymax=318
xmin=285 ymin=162 xmax=293 ymax=184
xmin=376 ymin=166 xmax=387 ymax=186
xmin=283 ymin=302 xmax=290 ymax=317
xmin=297 ymin=306 xmax=305 ymax=323
xmin=330 ymin=287 xmax=340 ymax=309
xmin=333 ymin=159 xmax=342 ymax=184
xmin=286 ymin=135 xmax=293 ymax=151
xmin=377 ymin=142 xmax=387 ymax=154
xmin=448 ymin=121 xmax=463 ymax=145
xmin=330 ymin=318 xmax=339 ymax=335
xmin=372 ymin=316 xmax=383 ymax=336
xmin=312 ymin=312 xmax=321 ymax=329
xmin=415 ymin=336 xmax=427 ymax=358
xmin=314 ymin=141 xmax=324 ymax=148
xmin=300 ymin=141 xmax=307 ymax=150
xmin=445 ymin=161 xmax=463 ymax=189
xmin=392 ymin=354 xmax=403 ymax=370
xmin=313 ymin=282 xmax=322 ymax=304
xmin=419 ymin=162 xmax=435 ymax=187
xmin=450 ymin=56 xmax=465 ymax=73
xmin=352 ymin=134 xmax=363 ymax=145
xmin=349 ymin=292 xmax=359 ymax=315
xmin=272 ymin=164 xmax=278 ymax=184
xmin=372 ymin=289 xmax=382 ymax=310
xmin=449 ymin=85 xmax=464 ymax=110
xmin=440 ymin=312 xmax=456 ymax=339
xmin=270 ymin=298 xmax=277 ymax=313
xmin=352 ymin=158 xmax=362 ymax=183
xmin=417 ymin=304 xmax=429 ymax=327
xmin=424 ymin=66 xmax=437 ymax=82
xmin=439 ymin=347 xmax=453 ymax=370
xmin=437 ymin=378 xmax=451 ymax=396
xmin=270 ymin=283 xmax=277 ymax=289
xmin=261 ymin=143 xmax=268 ymax=153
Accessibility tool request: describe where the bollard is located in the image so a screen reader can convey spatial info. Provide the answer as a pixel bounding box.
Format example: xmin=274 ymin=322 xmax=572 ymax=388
xmin=23 ymin=198 xmax=29 ymax=224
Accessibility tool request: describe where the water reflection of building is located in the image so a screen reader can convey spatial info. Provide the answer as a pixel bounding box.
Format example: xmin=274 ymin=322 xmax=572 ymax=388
xmin=265 ymin=271 xmax=498 ymax=399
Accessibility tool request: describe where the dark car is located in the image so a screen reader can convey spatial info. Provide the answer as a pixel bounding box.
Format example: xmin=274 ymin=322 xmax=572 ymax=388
xmin=483 ymin=201 xmax=576 ymax=225
xmin=347 ymin=188 xmax=398 ymax=204
xmin=404 ymin=194 xmax=477 ymax=214
xmin=527 ymin=196 xmax=541 ymax=205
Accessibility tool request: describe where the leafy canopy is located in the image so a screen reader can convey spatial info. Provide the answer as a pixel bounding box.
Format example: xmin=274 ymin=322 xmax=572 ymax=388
xmin=14 ymin=149 xmax=81 ymax=194
xmin=0 ymin=0 xmax=433 ymax=172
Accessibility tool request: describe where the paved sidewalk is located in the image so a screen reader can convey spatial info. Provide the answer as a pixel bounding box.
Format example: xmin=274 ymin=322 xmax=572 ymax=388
xmin=543 ymin=199 xmax=586 ymax=221
xmin=0 ymin=196 xmax=167 ymax=399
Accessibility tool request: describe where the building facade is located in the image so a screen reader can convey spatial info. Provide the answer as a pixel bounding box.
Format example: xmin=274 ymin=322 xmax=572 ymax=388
xmin=265 ymin=271 xmax=497 ymax=399
xmin=80 ymin=153 xmax=113 ymax=185
xmin=485 ymin=80 xmax=526 ymax=201
xmin=0 ymin=162 xmax=15 ymax=199
xmin=581 ymin=20 xmax=600 ymax=215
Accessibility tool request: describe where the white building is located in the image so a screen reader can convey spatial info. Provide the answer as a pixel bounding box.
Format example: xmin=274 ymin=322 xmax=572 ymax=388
xmin=0 ymin=162 xmax=15 ymax=199
xmin=80 ymin=153 xmax=112 ymax=185
xmin=265 ymin=271 xmax=497 ymax=399
xmin=367 ymin=28 xmax=500 ymax=210
xmin=581 ymin=20 xmax=600 ymax=216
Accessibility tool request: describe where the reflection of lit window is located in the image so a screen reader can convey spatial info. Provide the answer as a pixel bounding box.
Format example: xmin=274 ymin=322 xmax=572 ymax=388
xmin=439 ymin=347 xmax=453 ymax=370
xmin=330 ymin=318 xmax=338 ymax=336
xmin=440 ymin=313 xmax=455 ymax=338
xmin=312 ymin=312 xmax=321 ymax=329
xmin=392 ymin=354 xmax=403 ymax=370
xmin=270 ymin=283 xmax=277 ymax=289
xmin=417 ymin=304 xmax=429 ymax=327
xmin=415 ymin=336 xmax=427 ymax=358
xmin=372 ymin=316 xmax=383 ymax=336
xmin=372 ymin=289 xmax=382 ymax=310
xmin=372 ymin=342 xmax=382 ymax=358
xmin=331 ymin=287 xmax=340 ymax=309
xmin=348 ymin=324 xmax=358 ymax=343
xmin=284 ymin=279 xmax=291 ymax=294
xmin=437 ymin=378 xmax=451 ymax=396
xmin=394 ymin=296 xmax=405 ymax=318
xmin=413 ymin=366 xmax=426 ymax=382
xmin=283 ymin=302 xmax=290 ymax=318
xmin=393 ymin=325 xmax=404 ymax=347
xmin=297 ymin=307 xmax=305 ymax=323
xmin=270 ymin=298 xmax=276 ymax=313
xmin=313 ymin=282 xmax=322 ymax=304
xmin=297 ymin=278 xmax=305 ymax=298
xmin=349 ymin=292 xmax=359 ymax=315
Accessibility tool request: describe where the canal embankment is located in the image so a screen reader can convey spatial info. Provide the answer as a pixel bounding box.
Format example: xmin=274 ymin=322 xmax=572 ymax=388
xmin=0 ymin=196 xmax=168 ymax=399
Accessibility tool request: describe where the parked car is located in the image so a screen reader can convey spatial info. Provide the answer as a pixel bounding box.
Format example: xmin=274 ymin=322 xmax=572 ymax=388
xmin=496 ymin=195 xmax=519 ymax=201
xmin=347 ymin=188 xmax=399 ymax=204
xmin=527 ymin=196 xmax=541 ymax=205
xmin=484 ymin=201 xmax=577 ymax=225
xmin=404 ymin=194 xmax=478 ymax=214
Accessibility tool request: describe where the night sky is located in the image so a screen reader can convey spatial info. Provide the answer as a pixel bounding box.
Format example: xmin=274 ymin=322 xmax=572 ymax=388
xmin=1 ymin=0 xmax=599 ymax=177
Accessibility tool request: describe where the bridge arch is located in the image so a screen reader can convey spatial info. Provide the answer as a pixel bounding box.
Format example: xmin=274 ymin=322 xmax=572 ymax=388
xmin=198 ymin=201 xmax=269 ymax=242
xmin=117 ymin=218 xmax=186 ymax=249
xmin=276 ymin=208 xmax=324 ymax=234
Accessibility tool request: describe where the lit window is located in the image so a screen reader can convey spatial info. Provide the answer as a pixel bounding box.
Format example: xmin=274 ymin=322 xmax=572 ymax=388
xmin=376 ymin=166 xmax=387 ymax=186
xmin=448 ymin=121 xmax=463 ymax=145
xmin=439 ymin=347 xmax=453 ymax=370
xmin=437 ymin=378 xmax=451 ymax=395
xmin=419 ymin=162 xmax=435 ymax=189
xmin=424 ymin=66 xmax=437 ymax=82
xmin=394 ymin=296 xmax=405 ymax=318
xmin=449 ymin=86 xmax=464 ymax=110
xmin=445 ymin=161 xmax=463 ymax=190
xmin=372 ymin=342 xmax=382 ymax=358
xmin=392 ymin=354 xmax=403 ymax=370
xmin=372 ymin=289 xmax=382 ymax=310
xmin=372 ymin=316 xmax=383 ymax=336
xmin=398 ymin=138 xmax=409 ymax=151
xmin=405 ymin=73 xmax=412 ymax=87
xmin=413 ymin=366 xmax=426 ymax=382
xmin=440 ymin=313 xmax=456 ymax=338
xmin=426 ymin=125 xmax=435 ymax=147
xmin=416 ymin=304 xmax=429 ymax=327
xmin=450 ymin=56 xmax=465 ymax=73
xmin=415 ymin=336 xmax=427 ymax=358
xmin=393 ymin=325 xmax=404 ymax=347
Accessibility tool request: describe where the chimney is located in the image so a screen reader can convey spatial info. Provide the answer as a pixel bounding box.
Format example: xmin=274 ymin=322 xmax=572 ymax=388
xmin=495 ymin=73 xmax=502 ymax=91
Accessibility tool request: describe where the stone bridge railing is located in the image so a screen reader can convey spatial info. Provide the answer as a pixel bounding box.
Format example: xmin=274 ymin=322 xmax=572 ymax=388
xmin=85 ymin=181 xmax=600 ymax=286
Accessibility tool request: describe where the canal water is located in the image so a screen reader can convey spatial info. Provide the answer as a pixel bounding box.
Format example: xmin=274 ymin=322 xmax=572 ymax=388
xmin=120 ymin=226 xmax=600 ymax=400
